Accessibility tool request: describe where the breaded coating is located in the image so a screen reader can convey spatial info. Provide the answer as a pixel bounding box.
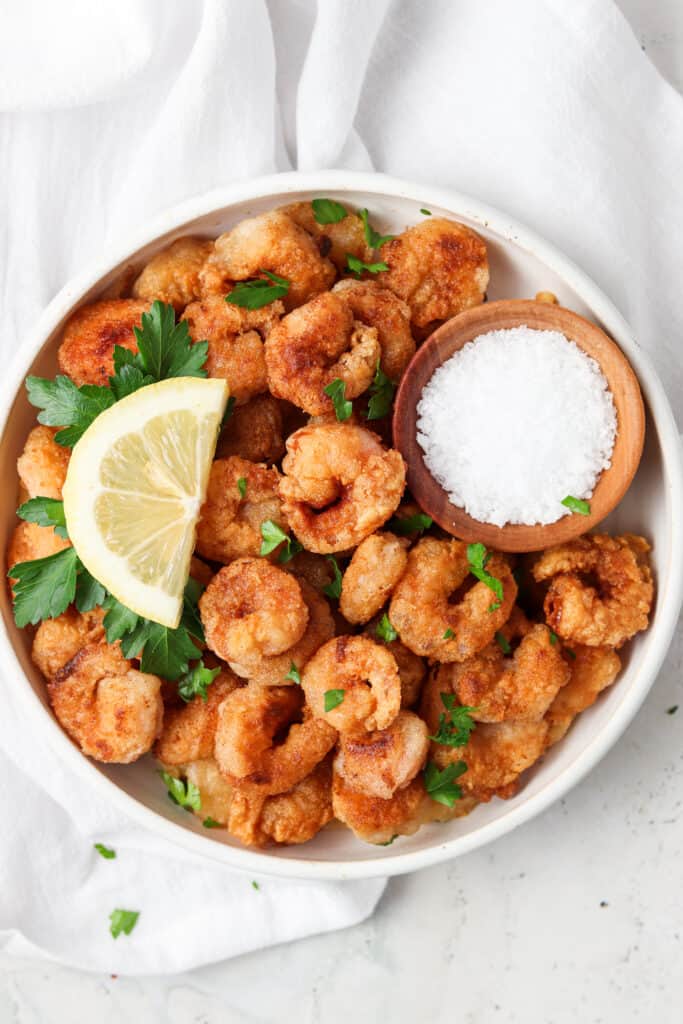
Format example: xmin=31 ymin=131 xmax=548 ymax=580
xmin=32 ymin=607 xmax=106 ymax=680
xmin=227 ymin=759 xmax=333 ymax=847
xmin=17 ymin=426 xmax=70 ymax=500
xmin=433 ymin=718 xmax=548 ymax=801
xmin=332 ymin=772 xmax=425 ymax=844
xmin=195 ymin=457 xmax=285 ymax=564
xmin=155 ymin=670 xmax=241 ymax=765
xmin=132 ymin=236 xmax=213 ymax=311
xmin=545 ymin=645 xmax=621 ymax=747
xmin=57 ymin=299 xmax=149 ymax=386
xmin=282 ymin=201 xmax=370 ymax=273
xmin=339 ymin=531 xmax=408 ymax=625
xmin=334 ymin=710 xmax=429 ymax=799
xmin=216 ymin=394 xmax=285 ymax=463
xmin=333 ymin=279 xmax=415 ymax=380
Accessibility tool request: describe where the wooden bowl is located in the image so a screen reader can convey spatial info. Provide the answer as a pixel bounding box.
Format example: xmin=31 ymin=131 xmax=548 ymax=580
xmin=392 ymin=299 xmax=645 ymax=552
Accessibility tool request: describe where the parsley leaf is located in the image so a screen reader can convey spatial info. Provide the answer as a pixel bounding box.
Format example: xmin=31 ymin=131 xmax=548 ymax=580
xmin=16 ymin=497 xmax=68 ymax=539
xmin=109 ymin=909 xmax=139 ymax=939
xmin=133 ymin=300 xmax=208 ymax=380
xmin=284 ymin=662 xmax=301 ymax=684
xmin=226 ymin=270 xmax=290 ymax=310
xmin=365 ymin=362 xmax=396 ymax=420
xmin=137 ymin=620 xmax=202 ymax=679
xmin=203 ymin=817 xmax=222 ymax=828
xmin=222 ymin=396 xmax=236 ymax=425
xmin=322 ymin=556 xmax=343 ymax=599
xmin=109 ymin=352 xmax=154 ymax=400
xmin=565 ymin=647 xmax=577 ymax=660
xmin=443 ymin=628 xmax=455 ymax=640
xmin=252 ymin=880 xmax=260 ymax=891
xmin=375 ymin=613 xmax=398 ymax=643
xmin=237 ymin=476 xmax=247 ymax=498
xmin=312 ymin=198 xmax=348 ymax=224
xmin=178 ymin=661 xmax=221 ymax=703
xmin=548 ymin=629 xmax=558 ymax=646
xmin=324 ymin=689 xmax=345 ymax=712
xmin=259 ymin=519 xmax=302 ymax=562
xmin=26 ymin=374 xmax=115 ymax=448
xmin=495 ymin=631 xmax=511 ymax=655
xmin=387 ymin=511 xmax=432 ymax=536
xmin=561 ymin=495 xmax=591 ymax=516
xmin=667 ymin=705 xmax=679 ymax=715
xmin=8 ymin=547 xmax=79 ymax=627
xmin=424 ymin=760 xmax=467 ymax=807
xmin=323 ymin=378 xmax=353 ymax=421
xmin=160 ymin=771 xmax=201 ymax=811
xmin=346 ymin=254 xmax=389 ymax=277
xmin=429 ymin=696 xmax=477 ymax=748
xmin=94 ymin=843 xmax=116 ymax=859
xmin=420 ymin=208 xmax=432 ymax=216
xmin=358 ymin=208 xmax=395 ymax=249
xmin=467 ymin=542 xmax=503 ymax=606
xmin=102 ymin=594 xmax=140 ymax=643
xmin=74 ymin=565 xmax=106 ymax=613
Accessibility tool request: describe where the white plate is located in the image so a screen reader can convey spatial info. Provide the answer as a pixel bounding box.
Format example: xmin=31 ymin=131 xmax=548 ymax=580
xmin=1 ymin=171 xmax=681 ymax=880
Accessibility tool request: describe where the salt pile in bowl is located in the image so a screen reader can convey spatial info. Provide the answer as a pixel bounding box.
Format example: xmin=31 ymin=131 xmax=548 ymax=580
xmin=416 ymin=325 xmax=617 ymax=527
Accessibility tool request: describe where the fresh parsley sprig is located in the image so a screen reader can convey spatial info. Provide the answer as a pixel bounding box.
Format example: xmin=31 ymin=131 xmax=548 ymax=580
xmin=16 ymin=497 xmax=68 ymax=539
xmin=26 ymin=375 xmax=116 ymax=448
xmin=429 ymin=696 xmax=477 ymax=748
xmin=387 ymin=511 xmax=432 ymax=536
xmin=312 ymin=198 xmax=348 ymax=224
xmin=346 ymin=254 xmax=389 ymax=277
xmin=226 ymin=270 xmax=290 ymax=310
xmin=467 ymin=542 xmax=503 ymax=610
xmin=358 ymin=208 xmax=395 ymax=250
xmin=160 ymin=771 xmax=201 ymax=811
xmin=259 ymin=520 xmax=302 ymax=562
xmin=375 ymin=613 xmax=398 ymax=643
xmin=424 ymin=760 xmax=467 ymax=808
xmin=365 ymin=362 xmax=396 ymax=421
xmin=322 ymin=556 xmax=343 ymax=599
xmin=178 ymin=661 xmax=221 ymax=703
xmin=324 ymin=378 xmax=353 ymax=421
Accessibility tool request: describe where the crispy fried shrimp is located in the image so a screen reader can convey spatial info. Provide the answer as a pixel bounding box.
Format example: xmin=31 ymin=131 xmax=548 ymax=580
xmin=57 ymin=299 xmax=149 ymax=386
xmin=389 ymin=538 xmax=516 ymax=662
xmin=532 ymin=534 xmax=653 ymax=648
xmin=132 ymin=236 xmax=214 ymax=311
xmin=332 ymin=772 xmax=425 ymax=844
xmin=233 ymin=580 xmax=335 ymax=685
xmin=286 ymin=551 xmax=338 ymax=596
xmin=265 ymin=292 xmax=380 ymax=416
xmin=214 ymin=683 xmax=337 ymax=795
xmin=7 ymin=520 xmax=71 ymax=575
xmin=366 ymin=621 xmax=427 ymax=708
xmin=545 ymin=645 xmax=622 ymax=747
xmin=32 ymin=607 xmax=105 ymax=680
xmin=302 ymin=636 xmax=402 ymax=735
xmin=17 ymin=426 xmax=70 ymax=500
xmin=282 ymin=201 xmax=370 ymax=273
xmin=199 ymin=559 xmax=309 ymax=671
xmin=46 ymin=642 xmax=163 ymax=763
xmin=182 ymin=295 xmax=282 ymax=405
xmin=216 ymin=394 xmax=285 ymax=464
xmin=334 ymin=710 xmax=429 ymax=799
xmin=378 ymin=218 xmax=489 ymax=335
xmin=182 ymin=758 xmax=234 ymax=824
xmin=227 ymin=759 xmax=333 ymax=847
xmin=154 ymin=669 xmax=241 ymax=765
xmin=199 ymin=210 xmax=335 ymax=310
xmin=279 ymin=423 xmax=406 ymax=553
xmin=195 ymin=457 xmax=285 ymax=564
xmin=339 ymin=532 xmax=408 ymax=625
xmin=332 ymin=279 xmax=415 ymax=380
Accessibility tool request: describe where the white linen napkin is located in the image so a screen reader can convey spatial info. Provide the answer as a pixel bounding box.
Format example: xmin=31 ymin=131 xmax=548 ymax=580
xmin=0 ymin=0 xmax=681 ymax=975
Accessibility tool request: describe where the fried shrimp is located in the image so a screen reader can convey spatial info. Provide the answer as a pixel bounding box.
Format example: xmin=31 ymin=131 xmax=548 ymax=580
xmin=132 ymin=236 xmax=214 ymax=311
xmin=195 ymin=457 xmax=285 ymax=563
xmin=199 ymin=559 xmax=309 ymax=671
xmin=7 ymin=520 xmax=71 ymax=573
xmin=215 ymin=684 xmax=337 ymax=795
xmin=332 ymin=279 xmax=415 ymax=380
xmin=182 ymin=758 xmax=234 ymax=824
xmin=199 ymin=209 xmax=335 ymax=310
xmin=389 ymin=538 xmax=517 ymax=662
xmin=227 ymin=759 xmax=333 ymax=847
xmin=545 ymin=645 xmax=621 ymax=747
xmin=32 ymin=607 xmax=105 ymax=680
xmin=57 ymin=299 xmax=149 ymax=386
xmin=265 ymin=292 xmax=380 ymax=416
xmin=154 ymin=669 xmax=241 ymax=765
xmin=532 ymin=534 xmax=654 ymax=648
xmin=279 ymin=423 xmax=406 ymax=553
xmin=282 ymin=201 xmax=370 ymax=273
xmin=334 ymin=710 xmax=429 ymax=799
xmin=46 ymin=642 xmax=163 ymax=763
xmin=302 ymin=636 xmax=402 ymax=735
xmin=366 ymin=622 xmax=427 ymax=708
xmin=216 ymin=394 xmax=285 ymax=464
xmin=182 ymin=295 xmax=282 ymax=405
xmin=378 ymin=218 xmax=489 ymax=334
xmin=332 ymin=772 xmax=425 ymax=845
xmin=339 ymin=532 xmax=408 ymax=624
xmin=17 ymin=426 xmax=70 ymax=500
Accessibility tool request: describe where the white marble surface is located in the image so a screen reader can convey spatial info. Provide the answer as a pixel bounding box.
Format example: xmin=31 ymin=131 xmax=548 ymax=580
xmin=2 ymin=2 xmax=682 ymax=1021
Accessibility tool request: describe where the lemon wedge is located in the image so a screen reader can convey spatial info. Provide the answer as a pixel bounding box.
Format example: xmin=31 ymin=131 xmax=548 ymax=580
xmin=62 ymin=377 xmax=228 ymax=628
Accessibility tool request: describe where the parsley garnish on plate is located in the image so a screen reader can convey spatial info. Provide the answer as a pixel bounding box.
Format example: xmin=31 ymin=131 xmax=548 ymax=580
xmin=226 ymin=270 xmax=290 ymax=310
xmin=259 ymin=520 xmax=302 ymax=562
xmin=429 ymin=695 xmax=477 ymax=748
xmin=495 ymin=631 xmax=511 ymax=655
xmin=203 ymin=817 xmax=222 ymax=828
xmin=365 ymin=362 xmax=396 ymax=421
xmin=358 ymin=208 xmax=395 ymax=250
xmin=420 ymin=208 xmax=432 ymax=216
xmin=311 ymin=198 xmax=348 ymax=224
xmin=467 ymin=542 xmax=503 ymax=610
xmin=132 ymin=301 xmax=209 ymax=381
xmin=324 ymin=378 xmax=353 ymax=421
xmin=322 ymin=556 xmax=343 ymax=599
xmin=16 ymin=497 xmax=69 ymax=538
xmin=324 ymin=689 xmax=345 ymax=712
xmin=251 ymin=880 xmax=260 ymax=891
xmin=237 ymin=476 xmax=247 ymax=498
xmin=424 ymin=760 xmax=467 ymax=807
xmin=667 ymin=705 xmax=679 ymax=715
xmin=548 ymin=629 xmax=559 ymax=646
xmin=284 ymin=662 xmax=301 ymax=685
xmin=26 ymin=375 xmax=116 ymax=448
xmin=387 ymin=511 xmax=432 ymax=536
xmin=9 ymin=547 xmax=79 ymax=628
xmin=561 ymin=495 xmax=591 ymax=516
xmin=178 ymin=660 xmax=221 ymax=703
xmin=94 ymin=843 xmax=116 ymax=859
xmin=109 ymin=909 xmax=139 ymax=939
xmin=160 ymin=771 xmax=201 ymax=811
xmin=346 ymin=254 xmax=389 ymax=277
xmin=375 ymin=613 xmax=398 ymax=643
xmin=443 ymin=628 xmax=455 ymax=640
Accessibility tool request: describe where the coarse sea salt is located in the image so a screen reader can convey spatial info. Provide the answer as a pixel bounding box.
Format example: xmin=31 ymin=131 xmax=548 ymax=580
xmin=416 ymin=326 xmax=617 ymax=527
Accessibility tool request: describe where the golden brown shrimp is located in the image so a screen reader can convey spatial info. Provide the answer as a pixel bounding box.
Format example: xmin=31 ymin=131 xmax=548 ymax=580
xmin=195 ymin=457 xmax=286 ymax=564
xmin=7 ymin=521 xmax=71 ymax=575
xmin=182 ymin=758 xmax=234 ymax=825
xmin=46 ymin=642 xmax=163 ymax=763
xmin=199 ymin=210 xmax=335 ymax=310
xmin=32 ymin=607 xmax=106 ymax=680
xmin=279 ymin=423 xmax=406 ymax=553
xmin=132 ymin=236 xmax=214 ymax=311
xmin=199 ymin=559 xmax=309 ymax=671
xmin=286 ymin=551 xmax=338 ymax=596
xmin=215 ymin=394 xmax=285 ymax=464
xmin=332 ymin=772 xmax=425 ymax=845
xmin=332 ymin=279 xmax=415 ymax=380
xmin=389 ymin=538 xmax=517 ymax=662
xmin=57 ymin=299 xmax=149 ymax=386
xmin=227 ymin=759 xmax=333 ymax=847
xmin=182 ymin=295 xmax=282 ymax=405
xmin=366 ymin=620 xmax=427 ymax=708
xmin=154 ymin=669 xmax=241 ymax=765
xmin=214 ymin=684 xmax=337 ymax=795
xmin=532 ymin=534 xmax=653 ymax=648
xmin=378 ymin=218 xmax=489 ymax=335
xmin=339 ymin=531 xmax=408 ymax=625
xmin=282 ymin=201 xmax=370 ymax=273
xmin=301 ymin=635 xmax=402 ymax=735
xmin=545 ymin=645 xmax=621 ymax=747
xmin=265 ymin=292 xmax=380 ymax=416
xmin=334 ymin=710 xmax=429 ymax=799
xmin=17 ymin=426 xmax=70 ymax=500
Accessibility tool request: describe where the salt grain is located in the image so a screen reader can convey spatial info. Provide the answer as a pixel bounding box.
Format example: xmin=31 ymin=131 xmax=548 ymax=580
xmin=416 ymin=326 xmax=617 ymax=527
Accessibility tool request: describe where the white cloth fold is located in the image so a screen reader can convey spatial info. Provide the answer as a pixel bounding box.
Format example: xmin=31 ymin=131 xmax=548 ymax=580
xmin=0 ymin=0 xmax=681 ymax=976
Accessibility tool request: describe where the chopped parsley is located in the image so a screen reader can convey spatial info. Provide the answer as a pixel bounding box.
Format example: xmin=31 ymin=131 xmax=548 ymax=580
xmin=365 ymin=362 xmax=396 ymax=420
xmin=221 ymin=395 xmax=236 ymax=425
xmin=565 ymin=647 xmax=577 ymax=660
xmin=387 ymin=511 xmax=432 ymax=536
xmin=358 ymin=208 xmax=395 ymax=249
xmin=495 ymin=631 xmax=511 ymax=655
xmin=548 ymin=629 xmax=558 ymax=646
xmin=311 ymin=198 xmax=348 ymax=224
xmin=429 ymin=695 xmax=477 ymax=748
xmin=346 ymin=254 xmax=389 ymax=277
xmin=94 ymin=843 xmax=116 ymax=860
xmin=322 ymin=556 xmax=343 ymax=599
xmin=284 ymin=662 xmax=301 ymax=685
xmin=467 ymin=542 xmax=503 ymax=609
xmin=203 ymin=817 xmax=222 ymax=828
xmin=109 ymin=909 xmax=139 ymax=939
xmin=420 ymin=208 xmax=432 ymax=215
xmin=226 ymin=270 xmax=290 ymax=309
xmin=16 ymin=497 xmax=68 ymax=539
xmin=424 ymin=760 xmax=467 ymax=808
xmin=178 ymin=660 xmax=221 ymax=702
xmin=443 ymin=628 xmax=455 ymax=640
xmin=160 ymin=771 xmax=201 ymax=812
xmin=259 ymin=519 xmax=302 ymax=562
xmin=561 ymin=495 xmax=591 ymax=516
xmin=324 ymin=689 xmax=345 ymax=712
xmin=323 ymin=378 xmax=353 ymax=421
xmin=378 ymin=835 xmax=398 ymax=846
xmin=667 ymin=705 xmax=679 ymax=715
xmin=376 ymin=613 xmax=398 ymax=643
xmin=251 ymin=880 xmax=260 ymax=891
xmin=237 ymin=476 xmax=247 ymax=498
